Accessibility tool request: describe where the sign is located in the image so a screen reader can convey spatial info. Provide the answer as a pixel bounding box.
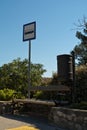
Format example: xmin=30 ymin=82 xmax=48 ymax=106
xmin=23 ymin=21 xmax=36 ymax=41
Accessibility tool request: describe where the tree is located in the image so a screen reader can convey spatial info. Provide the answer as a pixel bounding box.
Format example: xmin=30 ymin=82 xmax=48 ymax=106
xmin=72 ymin=17 xmax=87 ymax=102
xmin=31 ymin=63 xmax=46 ymax=86
xmin=0 ymin=58 xmax=46 ymax=98
xmin=73 ymin=17 xmax=87 ymax=65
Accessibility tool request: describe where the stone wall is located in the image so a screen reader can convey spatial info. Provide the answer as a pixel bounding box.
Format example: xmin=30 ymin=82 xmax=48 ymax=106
xmin=0 ymin=101 xmax=12 ymax=114
xmin=49 ymin=107 xmax=87 ymax=130
xmin=19 ymin=100 xmax=55 ymax=117
xmin=0 ymin=100 xmax=55 ymax=117
xmin=1 ymin=100 xmax=87 ymax=130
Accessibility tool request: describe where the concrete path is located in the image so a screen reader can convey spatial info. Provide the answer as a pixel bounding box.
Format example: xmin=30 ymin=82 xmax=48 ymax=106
xmin=0 ymin=114 xmax=65 ymax=130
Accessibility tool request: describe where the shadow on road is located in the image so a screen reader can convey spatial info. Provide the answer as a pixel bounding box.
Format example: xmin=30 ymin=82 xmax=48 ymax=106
xmin=0 ymin=114 xmax=61 ymax=130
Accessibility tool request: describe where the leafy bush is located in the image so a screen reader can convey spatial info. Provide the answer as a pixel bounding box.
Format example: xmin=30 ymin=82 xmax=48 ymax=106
xmin=33 ymin=91 xmax=57 ymax=100
xmin=13 ymin=92 xmax=25 ymax=99
xmin=75 ymin=65 xmax=87 ymax=102
xmin=70 ymin=102 xmax=87 ymax=110
xmin=0 ymin=88 xmax=15 ymax=101
xmin=33 ymin=91 xmax=45 ymax=99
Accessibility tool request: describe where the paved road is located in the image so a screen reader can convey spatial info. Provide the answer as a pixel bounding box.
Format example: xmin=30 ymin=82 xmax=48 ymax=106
xmin=0 ymin=114 xmax=65 ymax=130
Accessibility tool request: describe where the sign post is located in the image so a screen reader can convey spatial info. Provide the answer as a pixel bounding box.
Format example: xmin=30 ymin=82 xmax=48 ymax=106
xmin=23 ymin=21 xmax=36 ymax=98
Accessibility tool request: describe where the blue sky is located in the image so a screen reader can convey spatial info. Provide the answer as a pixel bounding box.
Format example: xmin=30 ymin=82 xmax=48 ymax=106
xmin=0 ymin=0 xmax=87 ymax=77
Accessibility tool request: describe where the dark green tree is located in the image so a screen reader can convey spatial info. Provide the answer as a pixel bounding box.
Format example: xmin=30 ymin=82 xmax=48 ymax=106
xmin=73 ymin=18 xmax=87 ymax=65
xmin=72 ymin=18 xmax=87 ymax=102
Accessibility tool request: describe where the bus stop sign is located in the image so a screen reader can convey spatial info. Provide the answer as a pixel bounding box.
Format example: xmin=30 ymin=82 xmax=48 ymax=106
xmin=23 ymin=21 xmax=36 ymax=41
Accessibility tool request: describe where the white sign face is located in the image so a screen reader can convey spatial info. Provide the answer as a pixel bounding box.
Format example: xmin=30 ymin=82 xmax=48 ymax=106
xmin=23 ymin=22 xmax=36 ymax=41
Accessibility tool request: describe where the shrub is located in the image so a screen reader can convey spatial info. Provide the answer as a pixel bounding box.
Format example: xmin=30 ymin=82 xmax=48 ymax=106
xmin=33 ymin=91 xmax=45 ymax=99
xmin=70 ymin=102 xmax=87 ymax=110
xmin=0 ymin=88 xmax=15 ymax=101
xmin=13 ymin=92 xmax=25 ymax=99
xmin=33 ymin=91 xmax=57 ymax=100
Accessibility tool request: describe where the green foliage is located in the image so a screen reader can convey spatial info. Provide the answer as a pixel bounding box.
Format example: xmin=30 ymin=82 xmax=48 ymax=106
xmin=70 ymin=102 xmax=87 ymax=110
xmin=72 ymin=18 xmax=87 ymax=103
xmin=75 ymin=65 xmax=87 ymax=102
xmin=51 ymin=72 xmax=58 ymax=85
xmin=33 ymin=91 xmax=44 ymax=99
xmin=0 ymin=58 xmax=46 ymax=99
xmin=33 ymin=90 xmax=58 ymax=100
xmin=0 ymin=88 xmax=15 ymax=101
xmin=31 ymin=63 xmax=46 ymax=86
xmin=12 ymin=92 xmax=25 ymax=99
xmin=73 ymin=17 xmax=87 ymax=65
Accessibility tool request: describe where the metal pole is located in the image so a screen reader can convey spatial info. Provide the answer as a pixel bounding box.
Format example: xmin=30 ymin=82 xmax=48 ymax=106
xmin=28 ymin=40 xmax=31 ymax=99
